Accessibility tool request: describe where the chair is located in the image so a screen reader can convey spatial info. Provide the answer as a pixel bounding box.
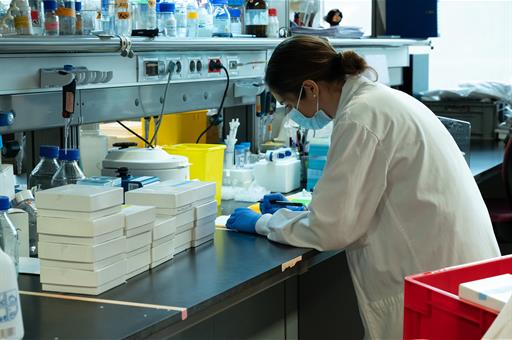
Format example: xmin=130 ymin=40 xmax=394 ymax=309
xmin=485 ymin=137 xmax=512 ymax=253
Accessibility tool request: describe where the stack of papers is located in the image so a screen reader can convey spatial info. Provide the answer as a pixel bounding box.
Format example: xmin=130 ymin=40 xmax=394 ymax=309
xmin=291 ymin=26 xmax=364 ymax=39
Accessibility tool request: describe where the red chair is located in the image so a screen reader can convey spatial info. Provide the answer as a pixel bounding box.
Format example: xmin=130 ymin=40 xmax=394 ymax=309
xmin=485 ymin=138 xmax=512 ymax=252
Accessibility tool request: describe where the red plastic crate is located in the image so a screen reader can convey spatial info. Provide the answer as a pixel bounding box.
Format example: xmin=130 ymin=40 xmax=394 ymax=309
xmin=403 ymin=255 xmax=512 ymax=340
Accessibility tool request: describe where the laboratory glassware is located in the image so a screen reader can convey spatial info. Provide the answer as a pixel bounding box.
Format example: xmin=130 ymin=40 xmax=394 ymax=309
xmin=0 ymin=196 xmax=19 ymax=274
xmin=51 ymin=148 xmax=86 ymax=186
xmin=28 ymin=145 xmax=60 ymax=191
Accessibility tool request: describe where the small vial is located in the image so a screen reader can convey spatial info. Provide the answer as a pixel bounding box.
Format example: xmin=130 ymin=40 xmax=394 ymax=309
xmin=43 ymin=0 xmax=60 ymax=35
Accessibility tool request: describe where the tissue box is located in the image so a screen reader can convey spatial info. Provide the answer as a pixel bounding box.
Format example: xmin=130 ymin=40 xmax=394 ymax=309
xmin=35 ymin=185 xmax=123 ymax=212
xmin=459 ymin=274 xmax=512 ymax=312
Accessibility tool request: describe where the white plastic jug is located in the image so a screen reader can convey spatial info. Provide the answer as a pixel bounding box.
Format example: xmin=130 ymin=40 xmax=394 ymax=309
xmin=0 ymin=248 xmax=24 ymax=340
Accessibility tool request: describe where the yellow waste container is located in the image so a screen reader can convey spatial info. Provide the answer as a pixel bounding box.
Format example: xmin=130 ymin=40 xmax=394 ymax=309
xmin=163 ymin=144 xmax=226 ymax=205
xmin=144 ymin=111 xmax=208 ymax=145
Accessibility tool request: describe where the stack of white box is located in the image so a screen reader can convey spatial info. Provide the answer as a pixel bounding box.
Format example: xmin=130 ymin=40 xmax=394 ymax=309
xmin=151 ymin=215 xmax=176 ymax=268
xmin=36 ymin=185 xmax=127 ymax=295
xmin=121 ymin=205 xmax=155 ymax=279
xmin=125 ymin=180 xmax=216 ymax=255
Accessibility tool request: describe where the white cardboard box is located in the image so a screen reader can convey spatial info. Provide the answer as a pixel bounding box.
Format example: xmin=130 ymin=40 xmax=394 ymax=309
xmin=126 ymin=222 xmax=154 ymax=237
xmin=40 ymin=259 xmax=127 ymax=287
xmin=195 ymin=200 xmax=217 ymax=220
xmin=176 ymin=222 xmax=194 ymax=234
xmin=192 ymin=234 xmax=214 ymax=248
xmin=122 ymin=205 xmax=156 ymax=229
xmin=151 ymin=238 xmax=174 ymax=262
xmin=38 ymin=206 xmax=122 ymax=220
xmin=125 ymin=265 xmax=150 ymax=280
xmin=152 ymin=234 xmax=174 ymax=247
xmin=151 ymin=254 xmax=173 ymax=269
xmin=175 ymin=229 xmax=193 ymax=247
xmin=156 ymin=197 xmax=213 ymax=216
xmin=127 ymin=245 xmax=150 ymax=258
xmin=42 ymin=275 xmax=126 ymax=295
xmin=37 ymin=212 xmax=125 ymax=237
xmin=125 ymin=180 xmax=216 ymax=212
xmin=36 ymin=185 xmax=124 ymax=212
xmin=193 ymin=216 xmax=215 ymax=240
xmin=127 ymin=248 xmax=151 ymax=273
xmin=126 ymin=231 xmax=152 ymax=253
xmin=39 ymin=229 xmax=124 ymax=246
xmin=153 ymin=216 xmax=176 ymax=241
xmin=40 ymin=253 xmax=126 ymax=271
xmin=38 ymin=236 xmax=126 ymax=262
xmin=459 ymin=274 xmax=512 ymax=312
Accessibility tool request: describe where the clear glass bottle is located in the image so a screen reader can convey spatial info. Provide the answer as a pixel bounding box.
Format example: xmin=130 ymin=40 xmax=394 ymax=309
xmin=0 ymin=196 xmax=19 ymax=274
xmin=196 ymin=0 xmax=212 ymax=37
xmin=266 ymin=7 xmax=277 ymax=38
xmin=186 ymin=3 xmax=197 ymax=37
xmin=114 ymin=0 xmax=131 ymax=34
xmin=14 ymin=190 xmax=37 ymax=257
xmin=174 ymin=0 xmax=186 ymax=37
xmin=147 ymin=0 xmax=156 ymax=28
xmin=57 ymin=0 xmax=76 ymax=34
xmin=244 ymin=0 xmax=266 ymax=37
xmin=28 ymin=145 xmax=60 ymax=191
xmin=132 ymin=0 xmax=148 ymax=29
xmin=211 ymin=0 xmax=229 ymax=34
xmin=100 ymin=0 xmax=113 ymax=34
xmin=0 ymin=247 xmax=24 ymax=339
xmin=158 ymin=2 xmax=176 ymax=36
xmin=51 ymin=148 xmax=86 ymax=187
xmin=228 ymin=7 xmax=240 ymax=34
xmin=13 ymin=0 xmax=34 ymax=35
xmin=29 ymin=0 xmax=44 ymax=35
xmin=75 ymin=0 xmax=82 ymax=33
xmin=43 ymin=0 xmax=59 ymax=35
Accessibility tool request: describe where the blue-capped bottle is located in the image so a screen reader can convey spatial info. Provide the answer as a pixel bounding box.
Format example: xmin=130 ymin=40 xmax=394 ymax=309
xmin=51 ymin=148 xmax=86 ymax=187
xmin=57 ymin=0 xmax=76 ymax=34
xmin=211 ymin=0 xmax=230 ymax=34
xmin=0 ymin=196 xmax=19 ymax=274
xmin=28 ymin=145 xmax=60 ymax=191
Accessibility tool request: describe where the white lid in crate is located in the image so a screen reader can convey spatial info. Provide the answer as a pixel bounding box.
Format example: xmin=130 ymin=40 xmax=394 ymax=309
xmin=125 ymin=180 xmax=216 ymax=210
xmin=37 ymin=212 xmax=125 ymax=237
xmin=40 ymin=259 xmax=127 ymax=287
xmin=122 ymin=205 xmax=156 ymax=229
xmin=102 ymin=147 xmax=188 ymax=170
xmin=459 ymin=274 xmax=512 ymax=312
xmin=38 ymin=236 xmax=126 ymax=263
xmin=35 ymin=185 xmax=123 ymax=212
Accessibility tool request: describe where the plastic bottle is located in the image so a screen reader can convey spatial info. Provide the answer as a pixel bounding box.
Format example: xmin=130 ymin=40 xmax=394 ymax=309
xmin=228 ymin=7 xmax=240 ymax=34
xmin=75 ymin=0 xmax=82 ymax=33
xmin=196 ymin=0 xmax=212 ymax=37
xmin=14 ymin=190 xmax=37 ymax=257
xmin=185 ymin=0 xmax=197 ymax=37
xmin=29 ymin=0 xmax=44 ymax=35
xmin=43 ymin=0 xmax=59 ymax=35
xmin=0 ymin=247 xmax=24 ymax=340
xmin=211 ymin=0 xmax=229 ymax=34
xmin=266 ymin=7 xmax=278 ymax=38
xmin=57 ymin=0 xmax=76 ymax=34
xmin=28 ymin=145 xmax=60 ymax=191
xmin=147 ymin=0 xmax=156 ymax=28
xmin=234 ymin=144 xmax=245 ymax=168
xmin=174 ymin=0 xmax=186 ymax=37
xmin=244 ymin=0 xmax=266 ymax=37
xmin=158 ymin=2 xmax=176 ymax=36
xmin=0 ymin=196 xmax=19 ymax=274
xmin=13 ymin=0 xmax=34 ymax=35
xmin=100 ymin=0 xmax=113 ymax=34
xmin=114 ymin=0 xmax=131 ymax=34
xmin=51 ymin=148 xmax=86 ymax=187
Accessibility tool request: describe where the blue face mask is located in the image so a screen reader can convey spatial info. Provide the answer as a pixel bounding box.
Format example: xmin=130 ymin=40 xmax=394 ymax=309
xmin=288 ymin=85 xmax=332 ymax=130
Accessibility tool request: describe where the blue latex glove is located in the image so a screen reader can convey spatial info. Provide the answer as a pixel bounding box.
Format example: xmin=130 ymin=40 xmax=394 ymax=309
xmin=226 ymin=208 xmax=261 ymax=234
xmin=259 ymin=193 xmax=306 ymax=214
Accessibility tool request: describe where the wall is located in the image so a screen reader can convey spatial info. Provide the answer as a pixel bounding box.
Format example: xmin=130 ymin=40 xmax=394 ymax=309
xmin=429 ymin=0 xmax=512 ymax=89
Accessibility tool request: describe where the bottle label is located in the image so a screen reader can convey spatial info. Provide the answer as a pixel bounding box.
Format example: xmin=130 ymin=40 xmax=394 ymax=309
xmin=117 ymin=11 xmax=130 ymax=19
xmin=56 ymin=7 xmax=76 ymax=17
xmin=0 ymin=289 xmax=20 ymax=323
xmin=14 ymin=16 xmax=30 ymax=28
xmin=148 ymin=0 xmax=156 ymax=9
xmin=245 ymin=9 xmax=268 ymax=26
xmin=44 ymin=21 xmax=59 ymax=31
xmin=115 ymin=0 xmax=128 ymax=9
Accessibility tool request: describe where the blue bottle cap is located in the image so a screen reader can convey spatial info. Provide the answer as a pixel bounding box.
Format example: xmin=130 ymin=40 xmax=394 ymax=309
xmin=59 ymin=148 xmax=80 ymax=161
xmin=235 ymin=144 xmax=245 ymax=150
xmin=75 ymin=1 xmax=81 ymax=11
xmin=159 ymin=2 xmax=175 ymax=13
xmin=227 ymin=0 xmax=243 ymax=6
xmin=0 ymin=137 xmax=3 ymax=149
xmin=0 ymin=111 xmax=14 ymax=127
xmin=240 ymin=141 xmax=251 ymax=148
xmin=228 ymin=8 xmax=240 ymax=18
xmin=0 ymin=196 xmax=10 ymax=211
xmin=211 ymin=0 xmax=228 ymax=5
xmin=40 ymin=145 xmax=59 ymax=158
xmin=43 ymin=0 xmax=57 ymax=11
xmin=63 ymin=64 xmax=74 ymax=71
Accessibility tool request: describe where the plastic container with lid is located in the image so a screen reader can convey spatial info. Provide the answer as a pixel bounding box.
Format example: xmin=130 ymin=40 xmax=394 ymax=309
xmin=51 ymin=149 xmax=86 ymax=187
xmin=28 ymin=145 xmax=60 ymax=191
xmin=80 ymin=124 xmax=108 ymax=177
xmin=228 ymin=7 xmax=241 ymax=34
xmin=101 ymin=144 xmax=190 ymax=181
xmin=266 ymin=7 xmax=278 ymax=38
xmin=159 ymin=2 xmax=176 ymax=36
xmin=0 ymin=196 xmax=19 ymax=274
xmin=211 ymin=0 xmax=230 ymax=34
xmin=43 ymin=0 xmax=59 ymax=35
xmin=13 ymin=0 xmax=33 ymax=34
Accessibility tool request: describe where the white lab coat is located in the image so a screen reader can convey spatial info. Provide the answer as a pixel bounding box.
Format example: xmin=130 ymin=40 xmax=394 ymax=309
xmin=255 ymin=76 xmax=501 ymax=339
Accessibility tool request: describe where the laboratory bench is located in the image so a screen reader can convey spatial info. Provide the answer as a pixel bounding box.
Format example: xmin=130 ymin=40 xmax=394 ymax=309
xmin=18 ymin=139 xmax=505 ymax=340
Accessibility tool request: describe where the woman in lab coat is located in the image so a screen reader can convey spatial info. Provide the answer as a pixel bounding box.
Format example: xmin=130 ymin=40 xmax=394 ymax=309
xmin=226 ymin=35 xmax=501 ymax=339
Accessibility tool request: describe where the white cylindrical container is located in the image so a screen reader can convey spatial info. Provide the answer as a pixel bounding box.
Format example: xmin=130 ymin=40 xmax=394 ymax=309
xmin=0 ymin=248 xmax=24 ymax=340
xmin=80 ymin=124 xmax=109 ymax=177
